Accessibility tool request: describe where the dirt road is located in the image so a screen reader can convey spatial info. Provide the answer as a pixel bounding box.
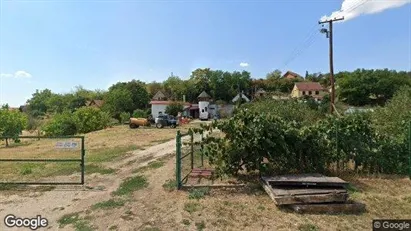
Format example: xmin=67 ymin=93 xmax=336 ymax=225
xmin=0 ymin=134 xmax=199 ymax=231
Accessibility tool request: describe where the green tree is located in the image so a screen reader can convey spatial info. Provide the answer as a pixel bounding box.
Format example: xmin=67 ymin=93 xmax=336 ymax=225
xmin=266 ymin=69 xmax=282 ymax=81
xmin=42 ymin=111 xmax=77 ymax=136
xmin=0 ymin=109 xmax=27 ymax=147
xmin=26 ymin=89 xmax=53 ymax=117
xmin=109 ymin=80 xmax=150 ymax=110
xmin=165 ymin=102 xmax=184 ymax=116
xmin=146 ymin=81 xmax=164 ymax=99
xmin=73 ymin=107 xmax=110 ymax=133
xmin=103 ymin=88 xmax=134 ymax=120
xmin=163 ymin=75 xmax=186 ymax=101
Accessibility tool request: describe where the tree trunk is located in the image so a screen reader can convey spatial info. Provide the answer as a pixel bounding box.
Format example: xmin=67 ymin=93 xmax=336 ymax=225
xmin=5 ymin=138 xmax=9 ymax=147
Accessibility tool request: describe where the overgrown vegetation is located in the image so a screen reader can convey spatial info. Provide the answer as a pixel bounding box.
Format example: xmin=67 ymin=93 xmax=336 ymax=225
xmin=165 ymin=102 xmax=184 ymax=116
xmin=198 ymin=92 xmax=411 ymax=176
xmin=112 ymin=175 xmax=148 ymax=196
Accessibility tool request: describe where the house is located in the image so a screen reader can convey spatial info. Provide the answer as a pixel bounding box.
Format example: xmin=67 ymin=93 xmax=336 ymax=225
xmin=85 ymin=100 xmax=104 ymax=108
xmin=150 ymin=100 xmax=190 ymax=118
xmin=291 ymin=82 xmax=327 ymax=101
xmin=152 ymin=91 xmax=167 ymax=101
xmin=282 ymin=71 xmax=302 ymax=80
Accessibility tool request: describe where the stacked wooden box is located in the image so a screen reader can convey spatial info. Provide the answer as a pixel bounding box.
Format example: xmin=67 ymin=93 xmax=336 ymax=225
xmin=260 ymin=174 xmax=365 ymax=214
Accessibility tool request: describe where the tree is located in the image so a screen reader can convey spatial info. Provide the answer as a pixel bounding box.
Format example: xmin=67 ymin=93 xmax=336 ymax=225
xmin=109 ymin=80 xmax=150 ymax=110
xmin=42 ymin=111 xmax=77 ymax=136
xmin=0 ymin=109 xmax=28 ymax=147
xmin=165 ymin=102 xmax=184 ymax=116
xmin=163 ymin=75 xmax=186 ymax=101
xmin=26 ymin=89 xmax=53 ymax=117
xmin=266 ymin=69 xmax=282 ymax=81
xmin=146 ymin=81 xmax=164 ymax=99
xmin=103 ymin=88 xmax=134 ymax=120
xmin=73 ymin=107 xmax=110 ymax=133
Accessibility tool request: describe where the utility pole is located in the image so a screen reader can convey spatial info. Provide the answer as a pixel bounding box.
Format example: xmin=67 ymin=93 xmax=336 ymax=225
xmin=319 ymin=17 xmax=344 ymax=114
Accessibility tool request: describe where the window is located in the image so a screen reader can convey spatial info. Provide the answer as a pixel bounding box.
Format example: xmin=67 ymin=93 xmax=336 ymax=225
xmin=205 ymin=107 xmax=208 ymax=112
xmin=202 ymin=109 xmax=204 ymax=113
xmin=315 ymin=91 xmax=319 ymax=95
xmin=309 ymin=91 xmax=312 ymax=95
xmin=302 ymin=91 xmax=306 ymax=95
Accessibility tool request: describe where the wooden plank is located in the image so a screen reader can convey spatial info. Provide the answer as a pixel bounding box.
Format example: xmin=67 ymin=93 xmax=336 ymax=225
xmin=289 ymin=202 xmax=366 ymax=214
xmin=274 ymin=192 xmax=349 ymax=205
xmin=262 ymin=174 xmax=348 ymax=187
xmin=270 ymin=187 xmax=347 ymax=196
xmin=260 ymin=178 xmax=279 ymax=204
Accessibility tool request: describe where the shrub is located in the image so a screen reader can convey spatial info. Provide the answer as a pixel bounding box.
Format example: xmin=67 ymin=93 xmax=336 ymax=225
xmin=73 ymin=107 xmax=110 ymax=133
xmin=119 ymin=112 xmax=130 ymax=124
xmin=0 ymin=109 xmax=28 ymax=146
xmin=43 ymin=112 xmax=77 ymax=136
xmin=132 ymin=109 xmax=147 ymax=118
xmin=165 ymin=102 xmax=184 ymax=117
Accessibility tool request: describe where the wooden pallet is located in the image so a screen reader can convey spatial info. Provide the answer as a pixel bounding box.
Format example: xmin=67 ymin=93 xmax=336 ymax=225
xmin=262 ymin=174 xmax=348 ymax=187
xmin=289 ymin=201 xmax=366 ymax=214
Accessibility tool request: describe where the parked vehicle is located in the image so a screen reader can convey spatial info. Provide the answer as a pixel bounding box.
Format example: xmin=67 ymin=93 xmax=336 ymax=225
xmin=129 ymin=117 xmax=150 ymax=128
xmin=155 ymin=114 xmax=178 ymax=128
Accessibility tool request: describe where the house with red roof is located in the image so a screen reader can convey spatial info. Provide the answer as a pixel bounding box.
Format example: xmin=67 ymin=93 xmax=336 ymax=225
xmin=290 ymin=82 xmax=327 ymax=102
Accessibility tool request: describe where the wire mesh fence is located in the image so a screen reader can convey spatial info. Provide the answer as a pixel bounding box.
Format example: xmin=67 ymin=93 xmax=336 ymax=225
xmin=0 ymin=136 xmax=85 ymax=185
xmin=176 ymin=131 xmax=210 ymax=189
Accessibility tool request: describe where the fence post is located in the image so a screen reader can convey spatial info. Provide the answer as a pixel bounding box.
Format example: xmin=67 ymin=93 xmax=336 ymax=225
xmin=176 ymin=131 xmax=182 ymax=189
xmin=336 ymin=119 xmax=340 ymax=173
xmin=81 ymin=136 xmax=85 ymax=185
xmin=190 ymin=132 xmax=194 ymax=170
xmin=201 ymin=133 xmax=204 ymax=167
xmin=409 ymin=121 xmax=411 ymax=180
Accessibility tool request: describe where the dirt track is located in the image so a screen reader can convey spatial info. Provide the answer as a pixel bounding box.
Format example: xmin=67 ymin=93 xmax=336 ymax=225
xmin=0 ymin=134 xmax=198 ymax=231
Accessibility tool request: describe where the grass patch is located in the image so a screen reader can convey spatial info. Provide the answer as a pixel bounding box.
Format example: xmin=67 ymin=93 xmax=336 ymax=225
xmin=74 ymin=220 xmax=94 ymax=231
xmin=195 ymin=221 xmax=206 ymax=231
xmin=257 ymin=205 xmax=265 ymax=211
xmin=298 ymin=223 xmax=319 ymax=231
xmin=88 ymin=145 xmax=139 ymax=163
xmin=184 ymin=202 xmax=201 ymax=214
xmin=162 ymin=179 xmax=176 ymax=192
xmin=58 ymin=212 xmax=81 ymax=228
xmin=132 ymin=161 xmax=165 ymax=173
xmin=142 ymin=227 xmax=161 ymax=231
xmin=188 ymin=187 xmax=210 ymax=200
xmin=109 ymin=225 xmax=118 ymax=230
xmin=182 ymin=219 xmax=191 ymax=226
xmin=86 ymin=164 xmax=116 ymax=175
xmin=58 ymin=212 xmax=94 ymax=231
xmin=346 ymin=183 xmax=360 ymax=193
xmin=112 ymin=175 xmax=148 ymax=196
xmin=91 ymin=198 xmax=126 ymax=210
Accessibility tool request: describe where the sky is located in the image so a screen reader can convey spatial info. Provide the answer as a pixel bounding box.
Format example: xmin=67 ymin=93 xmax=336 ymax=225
xmin=0 ymin=0 xmax=410 ymax=107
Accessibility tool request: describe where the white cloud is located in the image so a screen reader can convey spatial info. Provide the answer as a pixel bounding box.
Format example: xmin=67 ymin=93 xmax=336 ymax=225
xmin=14 ymin=71 xmax=32 ymax=78
xmin=0 ymin=73 xmax=13 ymax=78
xmin=321 ymin=0 xmax=411 ymax=22
xmin=0 ymin=71 xmax=32 ymax=79
xmin=240 ymin=62 xmax=249 ymax=67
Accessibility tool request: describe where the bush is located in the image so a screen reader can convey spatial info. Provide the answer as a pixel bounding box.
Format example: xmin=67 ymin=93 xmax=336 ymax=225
xmin=200 ymin=105 xmax=410 ymax=176
xmin=165 ymin=102 xmax=184 ymax=117
xmin=132 ymin=109 xmax=148 ymax=118
xmin=119 ymin=112 xmax=130 ymax=124
xmin=73 ymin=107 xmax=110 ymax=134
xmin=43 ymin=112 xmax=77 ymax=136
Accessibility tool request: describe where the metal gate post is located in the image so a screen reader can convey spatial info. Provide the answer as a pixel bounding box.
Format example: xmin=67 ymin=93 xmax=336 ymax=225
xmin=176 ymin=131 xmax=182 ymax=189
xmin=190 ymin=132 xmax=194 ymax=170
xmin=409 ymin=121 xmax=411 ymax=179
xmin=201 ymin=133 xmax=204 ymax=167
xmin=81 ymin=137 xmax=85 ymax=185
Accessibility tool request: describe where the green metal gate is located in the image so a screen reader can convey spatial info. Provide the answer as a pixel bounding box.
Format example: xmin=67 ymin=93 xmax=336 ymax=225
xmin=0 ymin=136 xmax=85 ymax=185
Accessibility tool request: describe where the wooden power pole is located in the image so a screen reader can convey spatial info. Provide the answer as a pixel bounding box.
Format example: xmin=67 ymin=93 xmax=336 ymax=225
xmin=319 ymin=17 xmax=344 ymax=114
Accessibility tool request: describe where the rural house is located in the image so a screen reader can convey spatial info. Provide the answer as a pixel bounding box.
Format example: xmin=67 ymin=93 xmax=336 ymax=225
xmin=150 ymin=91 xmax=190 ymax=118
xmin=282 ymin=71 xmax=302 ymax=80
xmin=290 ymin=82 xmax=327 ymax=101
xmin=85 ymin=100 xmax=104 ymax=108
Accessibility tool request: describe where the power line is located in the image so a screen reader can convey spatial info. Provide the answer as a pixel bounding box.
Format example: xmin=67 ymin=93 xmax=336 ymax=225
xmin=279 ymin=0 xmax=371 ymax=70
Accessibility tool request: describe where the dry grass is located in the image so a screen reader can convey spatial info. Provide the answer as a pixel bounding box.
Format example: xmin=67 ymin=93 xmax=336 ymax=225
xmin=75 ymin=155 xmax=411 ymax=231
xmin=0 ymin=124 xmax=198 ymax=182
